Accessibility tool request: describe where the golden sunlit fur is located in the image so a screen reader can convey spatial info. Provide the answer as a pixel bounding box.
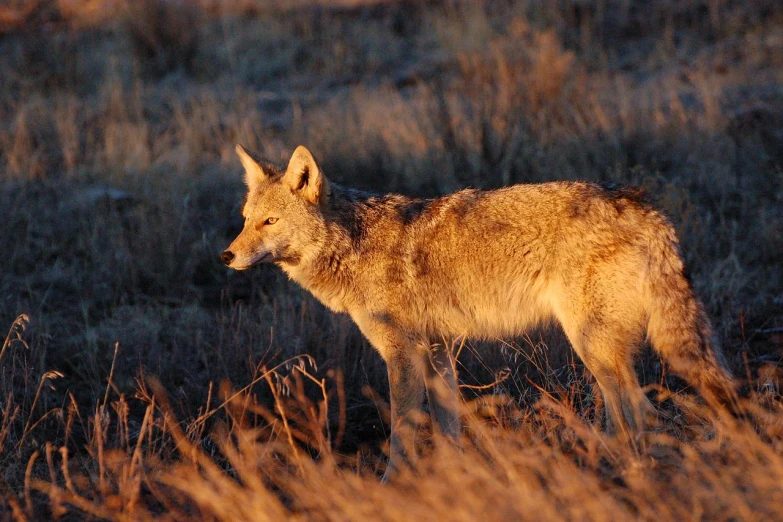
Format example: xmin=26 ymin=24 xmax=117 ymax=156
xmin=223 ymin=145 xmax=737 ymax=480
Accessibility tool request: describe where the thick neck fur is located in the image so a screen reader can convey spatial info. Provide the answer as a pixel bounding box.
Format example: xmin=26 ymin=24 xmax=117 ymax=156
xmin=280 ymin=184 xmax=419 ymax=312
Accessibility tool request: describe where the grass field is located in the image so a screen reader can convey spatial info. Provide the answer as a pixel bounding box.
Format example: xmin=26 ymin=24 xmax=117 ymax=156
xmin=0 ymin=0 xmax=782 ymax=519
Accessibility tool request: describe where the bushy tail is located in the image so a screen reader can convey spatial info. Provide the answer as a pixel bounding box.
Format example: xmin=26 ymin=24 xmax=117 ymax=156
xmin=645 ymin=220 xmax=740 ymax=415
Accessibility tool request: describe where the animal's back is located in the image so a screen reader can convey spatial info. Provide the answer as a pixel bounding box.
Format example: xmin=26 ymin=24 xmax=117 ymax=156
xmin=369 ymin=181 xmax=657 ymax=339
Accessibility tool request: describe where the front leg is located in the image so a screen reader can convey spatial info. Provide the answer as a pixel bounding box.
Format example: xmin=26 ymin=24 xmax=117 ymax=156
xmin=425 ymin=342 xmax=461 ymax=439
xmin=383 ymin=345 xmax=426 ymax=482
xmin=351 ymin=312 xmax=428 ymax=481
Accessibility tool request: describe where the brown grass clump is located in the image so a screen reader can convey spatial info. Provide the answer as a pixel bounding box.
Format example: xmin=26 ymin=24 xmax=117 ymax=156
xmin=0 ymin=0 xmax=781 ymax=519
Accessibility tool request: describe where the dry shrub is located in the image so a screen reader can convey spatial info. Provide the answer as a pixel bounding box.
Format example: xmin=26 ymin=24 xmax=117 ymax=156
xmin=55 ymin=0 xmax=119 ymax=28
xmin=523 ymin=30 xmax=576 ymax=111
xmin=0 ymin=0 xmax=42 ymax=32
xmin=0 ymin=100 xmax=52 ymax=180
xmin=53 ymin=94 xmax=81 ymax=176
xmin=297 ymin=23 xmax=580 ymax=191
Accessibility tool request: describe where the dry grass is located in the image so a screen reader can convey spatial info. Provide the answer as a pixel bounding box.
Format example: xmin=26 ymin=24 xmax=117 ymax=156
xmin=0 ymin=0 xmax=782 ymax=519
xmin=17 ymin=372 xmax=783 ymax=521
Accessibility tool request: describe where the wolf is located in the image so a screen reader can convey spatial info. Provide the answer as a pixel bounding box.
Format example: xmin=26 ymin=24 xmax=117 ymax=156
xmin=222 ymin=144 xmax=737 ymax=479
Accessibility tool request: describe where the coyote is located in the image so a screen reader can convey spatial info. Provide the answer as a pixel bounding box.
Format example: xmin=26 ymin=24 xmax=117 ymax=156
xmin=222 ymin=145 xmax=736 ymax=479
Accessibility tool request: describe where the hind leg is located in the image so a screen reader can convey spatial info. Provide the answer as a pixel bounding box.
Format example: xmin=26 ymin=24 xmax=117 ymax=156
xmin=563 ymin=319 xmax=655 ymax=437
xmin=590 ymin=354 xmax=655 ymax=436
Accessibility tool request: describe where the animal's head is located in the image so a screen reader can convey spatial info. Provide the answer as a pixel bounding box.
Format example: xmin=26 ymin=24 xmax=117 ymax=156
xmin=221 ymin=145 xmax=330 ymax=270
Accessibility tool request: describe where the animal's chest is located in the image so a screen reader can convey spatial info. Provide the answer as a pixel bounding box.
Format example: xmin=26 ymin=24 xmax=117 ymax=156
xmin=309 ymin=285 xmax=348 ymax=313
xmin=283 ymin=264 xmax=349 ymax=313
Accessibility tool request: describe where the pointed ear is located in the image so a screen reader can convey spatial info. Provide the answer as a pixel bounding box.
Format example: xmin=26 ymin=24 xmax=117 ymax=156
xmin=283 ymin=145 xmax=329 ymax=206
xmin=235 ymin=144 xmax=268 ymax=192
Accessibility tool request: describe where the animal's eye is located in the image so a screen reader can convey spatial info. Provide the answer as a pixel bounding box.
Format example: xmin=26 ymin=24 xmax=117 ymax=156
xmin=265 ymin=217 xmax=278 ymax=225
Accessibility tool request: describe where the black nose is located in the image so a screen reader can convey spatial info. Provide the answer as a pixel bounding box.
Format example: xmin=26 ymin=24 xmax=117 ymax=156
xmin=221 ymin=251 xmax=234 ymax=266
